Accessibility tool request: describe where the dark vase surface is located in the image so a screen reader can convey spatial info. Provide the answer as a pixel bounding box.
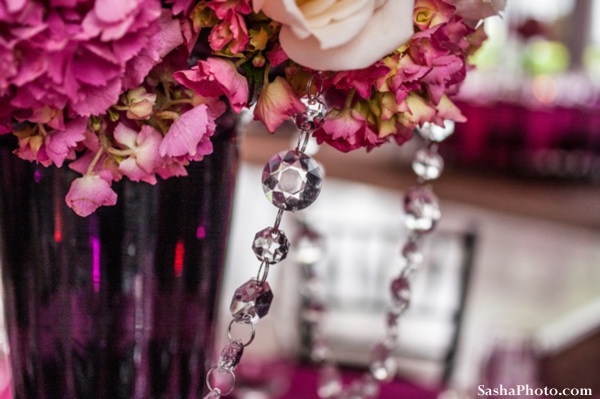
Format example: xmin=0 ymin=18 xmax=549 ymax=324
xmin=0 ymin=114 xmax=238 ymax=398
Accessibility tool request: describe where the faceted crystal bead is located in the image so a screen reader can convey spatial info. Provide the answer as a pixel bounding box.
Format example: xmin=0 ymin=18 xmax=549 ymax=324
xmin=230 ymin=279 xmax=274 ymax=324
xmin=218 ymin=340 xmax=244 ymax=371
xmin=412 ymin=148 xmax=444 ymax=180
xmin=252 ymin=227 xmax=290 ymax=264
xmin=311 ymin=337 xmax=332 ymax=363
xmin=390 ymin=276 xmax=411 ymax=311
xmin=203 ymin=388 xmax=221 ymax=399
xmin=401 ymin=240 xmax=423 ymax=265
xmin=418 ymin=120 xmax=455 ymax=142
xmin=358 ymin=375 xmax=380 ymax=399
xmin=317 ymin=364 xmax=342 ymax=398
xmin=403 ymin=186 xmax=441 ymax=233
xmin=262 ymin=150 xmax=323 ymax=211
xmin=295 ymin=96 xmax=327 ymax=131
xmin=369 ymin=342 xmax=397 ymax=382
xmin=294 ymin=228 xmax=325 ymax=265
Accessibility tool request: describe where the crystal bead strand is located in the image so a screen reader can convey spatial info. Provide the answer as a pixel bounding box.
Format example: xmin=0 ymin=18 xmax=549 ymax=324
xmin=365 ymin=120 xmax=453 ymax=395
xmin=297 ymin=120 xmax=455 ymax=399
xmin=202 ymin=74 xmax=327 ymax=399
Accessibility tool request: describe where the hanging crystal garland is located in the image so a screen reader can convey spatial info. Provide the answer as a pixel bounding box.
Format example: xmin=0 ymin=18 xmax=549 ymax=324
xmin=202 ymin=73 xmax=327 ymax=399
xmin=295 ymin=120 xmax=455 ymax=399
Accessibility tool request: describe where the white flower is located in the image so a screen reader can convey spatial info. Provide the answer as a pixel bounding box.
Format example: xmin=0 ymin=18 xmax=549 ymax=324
xmin=253 ymin=0 xmax=414 ymax=71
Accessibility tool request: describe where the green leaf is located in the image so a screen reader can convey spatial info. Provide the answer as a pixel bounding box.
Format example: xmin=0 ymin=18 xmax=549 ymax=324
xmin=241 ymin=61 xmax=265 ymax=106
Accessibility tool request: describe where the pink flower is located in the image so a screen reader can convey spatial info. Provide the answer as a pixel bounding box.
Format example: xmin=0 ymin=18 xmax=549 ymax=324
xmin=331 ymin=62 xmax=390 ymax=99
xmin=123 ymin=87 xmax=157 ymax=120
xmin=174 ymin=57 xmax=249 ymax=113
xmin=208 ymin=10 xmax=248 ymax=55
xmin=414 ymin=0 xmax=455 ymax=31
xmin=207 ymin=0 xmax=251 ymax=19
xmin=313 ymin=108 xmax=383 ymax=153
xmin=45 ymin=117 xmax=89 ymax=167
xmin=114 ymin=123 xmax=163 ymax=183
xmin=254 ymin=76 xmax=304 ymax=133
xmin=158 ymin=104 xmax=216 ymax=160
xmin=65 ymin=171 xmax=118 ymax=217
xmin=4 ymin=1 xmax=182 ymax=118
xmin=422 ymin=54 xmax=465 ymax=104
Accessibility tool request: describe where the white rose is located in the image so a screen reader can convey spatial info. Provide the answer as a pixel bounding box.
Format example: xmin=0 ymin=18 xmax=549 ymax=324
xmin=253 ymin=0 xmax=415 ymax=71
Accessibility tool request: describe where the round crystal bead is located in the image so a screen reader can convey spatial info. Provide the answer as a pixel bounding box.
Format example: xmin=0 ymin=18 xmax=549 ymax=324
xmin=403 ymin=186 xmax=441 ymax=233
xmin=295 ymin=96 xmax=327 ymax=131
xmin=401 ymin=240 xmax=423 ymax=265
xmin=369 ymin=342 xmax=397 ymax=382
xmin=390 ymin=276 xmax=411 ymax=311
xmin=317 ymin=364 xmax=342 ymax=398
xmin=418 ymin=120 xmax=455 ymax=142
xmin=252 ymin=227 xmax=290 ymax=264
xmin=262 ymin=150 xmax=323 ymax=211
xmin=412 ymin=148 xmax=444 ymax=180
xmin=294 ymin=228 xmax=325 ymax=265
xmin=203 ymin=388 xmax=221 ymax=399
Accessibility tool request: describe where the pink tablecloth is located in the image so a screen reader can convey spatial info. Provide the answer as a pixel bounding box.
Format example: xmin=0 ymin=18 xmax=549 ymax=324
xmin=279 ymin=366 xmax=440 ymax=399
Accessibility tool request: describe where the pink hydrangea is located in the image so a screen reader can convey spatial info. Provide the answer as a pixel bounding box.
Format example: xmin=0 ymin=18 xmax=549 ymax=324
xmin=65 ymin=170 xmax=118 ymax=217
xmin=2 ymin=0 xmax=182 ymax=119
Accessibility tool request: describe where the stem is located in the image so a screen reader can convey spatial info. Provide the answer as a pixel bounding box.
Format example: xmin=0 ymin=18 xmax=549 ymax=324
xmin=345 ymin=88 xmax=356 ymax=109
xmin=85 ymin=147 xmax=104 ymax=176
xmin=263 ymin=64 xmax=271 ymax=85
xmin=107 ymin=147 xmax=134 ymax=157
xmin=163 ymin=98 xmax=194 ymax=108
xmin=155 ymin=118 xmax=169 ymax=135
xmin=234 ymin=56 xmax=251 ymax=67
xmin=162 ymin=79 xmax=172 ymax=103
xmin=38 ymin=123 xmax=48 ymax=137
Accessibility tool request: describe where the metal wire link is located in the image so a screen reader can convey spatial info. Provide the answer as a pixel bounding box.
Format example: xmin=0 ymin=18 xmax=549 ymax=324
xmin=206 ymin=366 xmax=236 ymax=396
xmin=227 ymin=319 xmax=256 ymax=347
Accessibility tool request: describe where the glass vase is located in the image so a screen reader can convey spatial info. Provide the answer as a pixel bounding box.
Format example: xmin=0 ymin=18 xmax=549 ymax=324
xmin=0 ymin=113 xmax=238 ymax=398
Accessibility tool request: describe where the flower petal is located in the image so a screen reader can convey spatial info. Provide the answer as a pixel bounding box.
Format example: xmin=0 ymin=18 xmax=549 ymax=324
xmin=278 ymin=0 xmax=414 ymax=70
xmin=65 ymin=174 xmax=118 ymax=217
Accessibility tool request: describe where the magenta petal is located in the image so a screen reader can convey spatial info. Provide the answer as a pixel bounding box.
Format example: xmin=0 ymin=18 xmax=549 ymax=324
xmin=45 ymin=117 xmax=88 ymax=167
xmin=71 ymin=78 xmax=122 ymax=116
xmin=94 ymin=0 xmax=138 ymax=23
xmin=65 ymin=174 xmax=118 ymax=217
xmin=158 ymin=104 xmax=215 ymax=158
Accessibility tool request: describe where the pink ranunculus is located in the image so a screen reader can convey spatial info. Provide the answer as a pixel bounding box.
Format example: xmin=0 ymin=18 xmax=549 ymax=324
xmin=253 ymin=76 xmax=304 ymax=133
xmin=174 ymin=57 xmax=249 ymax=113
xmin=65 ymin=171 xmax=118 ymax=217
xmin=158 ymin=104 xmax=216 ymax=159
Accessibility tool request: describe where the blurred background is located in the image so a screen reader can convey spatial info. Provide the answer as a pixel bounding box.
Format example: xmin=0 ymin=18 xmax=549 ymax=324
xmin=217 ymin=1 xmax=600 ymax=398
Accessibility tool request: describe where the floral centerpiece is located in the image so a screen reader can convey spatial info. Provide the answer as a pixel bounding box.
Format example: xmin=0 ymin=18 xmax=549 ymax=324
xmin=0 ymin=0 xmax=504 ymax=217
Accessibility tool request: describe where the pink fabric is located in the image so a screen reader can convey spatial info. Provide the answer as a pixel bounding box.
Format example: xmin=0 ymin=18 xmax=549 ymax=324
xmin=278 ymin=366 xmax=440 ymax=399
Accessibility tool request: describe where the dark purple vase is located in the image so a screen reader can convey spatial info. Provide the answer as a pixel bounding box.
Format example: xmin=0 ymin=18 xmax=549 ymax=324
xmin=0 ymin=114 xmax=238 ymax=398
